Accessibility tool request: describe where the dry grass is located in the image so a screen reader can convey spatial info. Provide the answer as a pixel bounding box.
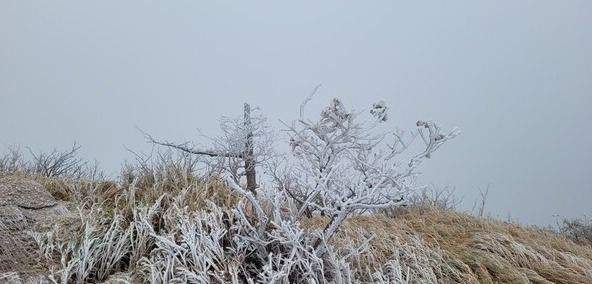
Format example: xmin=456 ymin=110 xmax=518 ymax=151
xmin=300 ymin=206 xmax=592 ymax=283
xmin=2 ymin=171 xmax=592 ymax=283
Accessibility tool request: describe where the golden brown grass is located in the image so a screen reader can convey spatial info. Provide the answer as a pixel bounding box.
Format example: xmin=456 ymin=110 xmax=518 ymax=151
xmin=303 ymin=206 xmax=592 ymax=283
xmin=27 ymin=171 xmax=241 ymax=212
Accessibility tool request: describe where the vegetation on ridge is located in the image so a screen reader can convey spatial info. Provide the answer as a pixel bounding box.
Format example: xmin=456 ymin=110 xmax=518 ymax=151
xmin=1 ymin=167 xmax=591 ymax=283
xmin=1 ymin=97 xmax=591 ymax=283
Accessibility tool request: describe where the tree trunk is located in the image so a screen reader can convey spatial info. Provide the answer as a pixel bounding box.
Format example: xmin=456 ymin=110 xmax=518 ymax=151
xmin=244 ymin=103 xmax=257 ymax=194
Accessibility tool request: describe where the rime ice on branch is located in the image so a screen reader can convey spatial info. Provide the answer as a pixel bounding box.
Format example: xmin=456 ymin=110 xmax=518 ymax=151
xmin=144 ymin=103 xmax=276 ymax=195
xmin=146 ymin=93 xmax=459 ymax=260
xmin=280 ymin=96 xmax=460 ymax=254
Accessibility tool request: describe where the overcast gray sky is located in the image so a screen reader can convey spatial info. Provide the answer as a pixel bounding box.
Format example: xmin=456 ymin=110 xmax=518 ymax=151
xmin=1 ymin=1 xmax=591 ymax=226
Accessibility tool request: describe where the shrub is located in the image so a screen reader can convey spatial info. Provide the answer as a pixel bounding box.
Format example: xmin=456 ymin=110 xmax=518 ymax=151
xmin=0 ymin=143 xmax=101 ymax=179
xmin=557 ymin=216 xmax=592 ymax=247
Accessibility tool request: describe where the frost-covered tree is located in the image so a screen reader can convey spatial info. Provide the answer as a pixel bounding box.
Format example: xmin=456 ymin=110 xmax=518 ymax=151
xmin=277 ymin=95 xmax=460 ymax=254
xmin=145 ymin=104 xmax=275 ymax=194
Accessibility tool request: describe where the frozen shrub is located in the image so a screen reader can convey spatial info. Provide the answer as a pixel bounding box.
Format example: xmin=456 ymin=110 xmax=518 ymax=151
xmin=558 ymin=217 xmax=592 ymax=247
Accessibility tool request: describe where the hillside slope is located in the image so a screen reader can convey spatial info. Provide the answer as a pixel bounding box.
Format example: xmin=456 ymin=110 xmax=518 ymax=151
xmin=0 ymin=173 xmax=591 ymax=283
xmin=326 ymin=209 xmax=592 ymax=283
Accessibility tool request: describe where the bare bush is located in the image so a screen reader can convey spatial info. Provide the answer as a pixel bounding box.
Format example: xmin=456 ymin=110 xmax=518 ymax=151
xmin=557 ymin=216 xmax=592 ymax=247
xmin=0 ymin=143 xmax=102 ymax=179
xmin=28 ymin=143 xmax=87 ymax=178
xmin=408 ymin=183 xmax=461 ymax=210
xmin=471 ymin=184 xmax=490 ymax=218
xmin=0 ymin=145 xmax=27 ymax=173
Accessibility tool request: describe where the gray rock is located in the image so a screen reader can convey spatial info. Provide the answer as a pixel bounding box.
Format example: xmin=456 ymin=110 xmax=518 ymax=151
xmin=0 ymin=176 xmax=58 ymax=209
xmin=0 ymin=175 xmax=70 ymax=275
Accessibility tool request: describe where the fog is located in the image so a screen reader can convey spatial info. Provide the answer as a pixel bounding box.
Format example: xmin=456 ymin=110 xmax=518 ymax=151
xmin=1 ymin=1 xmax=591 ymax=226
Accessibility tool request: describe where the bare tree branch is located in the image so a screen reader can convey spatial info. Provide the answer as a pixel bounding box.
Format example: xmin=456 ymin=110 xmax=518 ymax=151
xmin=139 ymin=128 xmax=243 ymax=158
